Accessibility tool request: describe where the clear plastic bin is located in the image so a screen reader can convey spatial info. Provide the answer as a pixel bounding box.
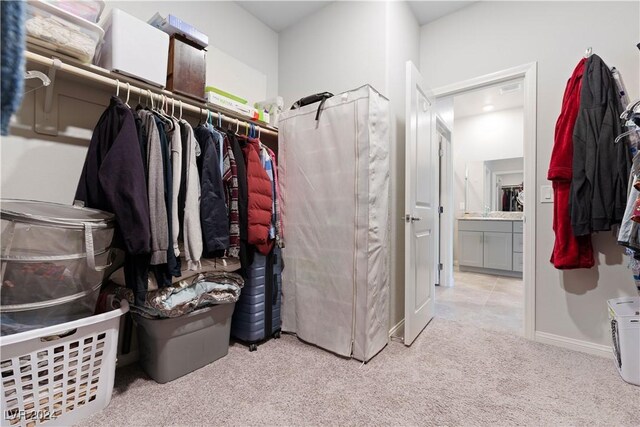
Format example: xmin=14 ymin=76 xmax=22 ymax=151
xmin=25 ymin=0 xmax=104 ymax=63
xmin=42 ymin=0 xmax=105 ymax=23
xmin=1 ymin=200 xmax=115 ymax=336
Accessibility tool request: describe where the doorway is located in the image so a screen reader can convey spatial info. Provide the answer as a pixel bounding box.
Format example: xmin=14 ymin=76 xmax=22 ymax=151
xmin=432 ymin=64 xmax=537 ymax=339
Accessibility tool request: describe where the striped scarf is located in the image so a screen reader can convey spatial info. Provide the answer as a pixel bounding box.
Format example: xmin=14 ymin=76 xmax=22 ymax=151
xmin=223 ymin=136 xmax=240 ymax=258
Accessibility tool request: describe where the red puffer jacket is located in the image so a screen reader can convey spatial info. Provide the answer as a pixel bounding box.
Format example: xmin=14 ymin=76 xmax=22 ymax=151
xmin=242 ymin=137 xmax=274 ymax=255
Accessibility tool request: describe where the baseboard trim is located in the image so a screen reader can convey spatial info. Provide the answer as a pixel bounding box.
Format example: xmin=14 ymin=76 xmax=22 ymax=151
xmin=535 ymin=331 xmax=612 ymax=359
xmin=389 ymin=319 xmax=405 ymax=339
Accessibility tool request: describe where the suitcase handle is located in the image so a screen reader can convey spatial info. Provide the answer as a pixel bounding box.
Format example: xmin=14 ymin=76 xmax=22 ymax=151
xmin=273 ymin=274 xmax=279 ymax=305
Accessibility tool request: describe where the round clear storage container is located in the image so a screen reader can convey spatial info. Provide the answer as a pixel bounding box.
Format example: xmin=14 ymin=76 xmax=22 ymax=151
xmin=25 ymin=0 xmax=105 ymax=63
xmin=1 ymin=200 xmax=115 ymax=336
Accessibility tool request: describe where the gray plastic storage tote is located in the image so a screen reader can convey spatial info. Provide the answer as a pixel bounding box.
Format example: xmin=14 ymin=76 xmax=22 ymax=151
xmin=1 ymin=199 xmax=115 ymax=336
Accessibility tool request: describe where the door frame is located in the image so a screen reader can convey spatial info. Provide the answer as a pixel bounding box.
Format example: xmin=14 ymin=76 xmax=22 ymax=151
xmin=432 ymin=62 xmax=537 ymax=340
xmin=436 ymin=116 xmax=454 ymax=288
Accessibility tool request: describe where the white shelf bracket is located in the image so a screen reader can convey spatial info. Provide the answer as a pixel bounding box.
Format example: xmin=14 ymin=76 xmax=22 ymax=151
xmin=43 ymin=58 xmax=62 ymax=114
xmin=35 ymin=57 xmax=62 ymax=136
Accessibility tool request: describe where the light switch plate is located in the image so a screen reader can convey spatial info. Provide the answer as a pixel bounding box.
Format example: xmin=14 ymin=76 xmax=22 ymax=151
xmin=540 ymin=185 xmax=554 ymax=203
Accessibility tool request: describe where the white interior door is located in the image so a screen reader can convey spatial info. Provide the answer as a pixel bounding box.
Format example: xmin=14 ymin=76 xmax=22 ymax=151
xmin=404 ymin=61 xmax=438 ymax=346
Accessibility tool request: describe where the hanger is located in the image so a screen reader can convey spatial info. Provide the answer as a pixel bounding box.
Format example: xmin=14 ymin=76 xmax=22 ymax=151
xmin=179 ymin=100 xmax=183 ymax=121
xmin=115 ymin=79 xmax=121 ymax=98
xmin=621 ymin=99 xmax=640 ymax=120
xmin=171 ymin=98 xmax=175 ymax=118
xmin=125 ymin=83 xmax=131 ymax=107
xmin=147 ymin=89 xmax=154 ymax=109
xmin=235 ymin=118 xmax=240 ymax=134
xmin=258 ymin=126 xmax=261 ymax=139
xmin=217 ymin=112 xmax=223 ymax=128
xmin=584 ymin=47 xmax=593 ymax=58
xmin=613 ymin=126 xmax=640 ymax=144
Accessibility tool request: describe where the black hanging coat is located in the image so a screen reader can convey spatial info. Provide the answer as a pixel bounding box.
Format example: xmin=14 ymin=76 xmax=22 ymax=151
xmin=75 ymin=96 xmax=150 ymax=255
xmin=570 ymin=54 xmax=630 ymax=235
xmin=195 ymin=125 xmax=229 ymax=255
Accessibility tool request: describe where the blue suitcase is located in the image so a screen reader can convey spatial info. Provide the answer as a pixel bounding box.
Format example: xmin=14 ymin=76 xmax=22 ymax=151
xmin=231 ymin=247 xmax=282 ymax=351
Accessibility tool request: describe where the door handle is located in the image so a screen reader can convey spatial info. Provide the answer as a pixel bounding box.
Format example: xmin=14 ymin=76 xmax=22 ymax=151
xmin=404 ymin=214 xmax=422 ymax=223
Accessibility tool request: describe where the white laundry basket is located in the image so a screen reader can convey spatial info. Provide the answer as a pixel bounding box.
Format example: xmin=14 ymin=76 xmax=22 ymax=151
xmin=0 ymin=301 xmax=129 ymax=427
xmin=608 ymin=297 xmax=640 ymax=386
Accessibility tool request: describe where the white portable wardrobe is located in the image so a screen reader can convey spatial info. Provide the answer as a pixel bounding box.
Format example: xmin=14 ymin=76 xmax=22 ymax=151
xmin=279 ymin=85 xmax=390 ymax=362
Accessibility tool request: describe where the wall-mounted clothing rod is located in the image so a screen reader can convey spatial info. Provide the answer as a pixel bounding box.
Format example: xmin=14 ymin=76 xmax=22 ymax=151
xmin=24 ymin=50 xmax=278 ymax=137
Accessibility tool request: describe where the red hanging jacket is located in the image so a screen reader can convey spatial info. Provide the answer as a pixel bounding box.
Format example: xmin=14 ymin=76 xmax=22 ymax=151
xmin=548 ymin=58 xmax=594 ymax=269
xmin=242 ymin=137 xmax=274 ymax=255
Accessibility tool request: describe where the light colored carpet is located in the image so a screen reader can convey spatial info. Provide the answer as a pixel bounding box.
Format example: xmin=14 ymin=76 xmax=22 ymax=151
xmin=81 ymin=318 xmax=638 ymax=426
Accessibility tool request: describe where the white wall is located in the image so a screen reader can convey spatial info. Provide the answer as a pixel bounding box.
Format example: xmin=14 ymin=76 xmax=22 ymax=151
xmin=421 ymin=1 xmax=639 ymax=348
xmin=278 ymin=1 xmax=387 ymax=109
xmin=454 ymin=108 xmax=524 ymax=164
xmin=2 ymin=1 xmax=279 ymax=204
xmin=278 ymin=0 xmax=419 ymax=332
xmin=384 ymin=1 xmax=420 ymax=333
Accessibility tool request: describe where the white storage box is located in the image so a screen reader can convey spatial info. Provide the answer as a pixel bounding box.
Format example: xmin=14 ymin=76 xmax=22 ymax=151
xmin=97 ymin=9 xmax=169 ymax=87
xmin=42 ymin=0 xmax=105 ymax=23
xmin=0 ymin=301 xmax=129 ymax=427
xmin=608 ymin=297 xmax=640 ymax=386
xmin=25 ymin=0 xmax=104 ymax=63
xmin=206 ymin=91 xmax=259 ymax=120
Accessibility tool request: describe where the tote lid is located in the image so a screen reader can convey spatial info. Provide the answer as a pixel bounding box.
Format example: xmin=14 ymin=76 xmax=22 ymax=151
xmin=1 ymin=199 xmax=114 ymax=228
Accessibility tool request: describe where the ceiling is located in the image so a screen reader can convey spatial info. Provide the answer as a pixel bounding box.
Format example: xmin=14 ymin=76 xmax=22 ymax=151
xmin=453 ymin=81 xmax=524 ymax=119
xmin=407 ymin=1 xmax=477 ymax=25
xmin=237 ymin=1 xmax=330 ymax=32
xmin=237 ymin=1 xmax=476 ymax=33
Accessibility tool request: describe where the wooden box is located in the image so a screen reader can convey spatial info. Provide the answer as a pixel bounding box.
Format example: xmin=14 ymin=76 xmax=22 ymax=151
xmin=167 ymin=34 xmax=206 ymax=100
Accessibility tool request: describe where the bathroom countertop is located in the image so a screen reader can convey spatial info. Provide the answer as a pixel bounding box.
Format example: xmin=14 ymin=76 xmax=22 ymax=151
xmin=457 ymin=213 xmax=523 ymax=221
xmin=458 ymin=217 xmax=523 ymax=221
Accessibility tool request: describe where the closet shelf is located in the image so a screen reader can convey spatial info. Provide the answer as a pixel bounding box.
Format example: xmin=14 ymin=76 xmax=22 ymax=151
xmin=24 ymin=47 xmax=278 ymax=136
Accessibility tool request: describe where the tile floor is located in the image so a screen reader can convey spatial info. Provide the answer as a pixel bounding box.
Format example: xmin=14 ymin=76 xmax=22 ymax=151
xmin=435 ymin=269 xmax=524 ymax=335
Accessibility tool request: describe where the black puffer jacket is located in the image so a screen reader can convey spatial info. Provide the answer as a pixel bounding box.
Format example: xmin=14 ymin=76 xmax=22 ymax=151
xmin=571 ymin=54 xmax=630 ymax=236
xmin=195 ymin=125 xmax=229 ymax=255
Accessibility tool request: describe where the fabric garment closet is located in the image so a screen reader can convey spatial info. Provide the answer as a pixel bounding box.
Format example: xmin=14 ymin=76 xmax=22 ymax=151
xmin=279 ymin=85 xmax=390 ymax=362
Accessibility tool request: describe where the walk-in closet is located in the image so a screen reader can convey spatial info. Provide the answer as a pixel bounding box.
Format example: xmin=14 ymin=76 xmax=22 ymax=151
xmin=1 ymin=1 xmax=638 ymax=426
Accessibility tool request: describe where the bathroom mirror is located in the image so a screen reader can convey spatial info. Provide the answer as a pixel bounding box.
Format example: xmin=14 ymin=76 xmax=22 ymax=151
xmin=463 ymin=157 xmax=523 ymax=213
